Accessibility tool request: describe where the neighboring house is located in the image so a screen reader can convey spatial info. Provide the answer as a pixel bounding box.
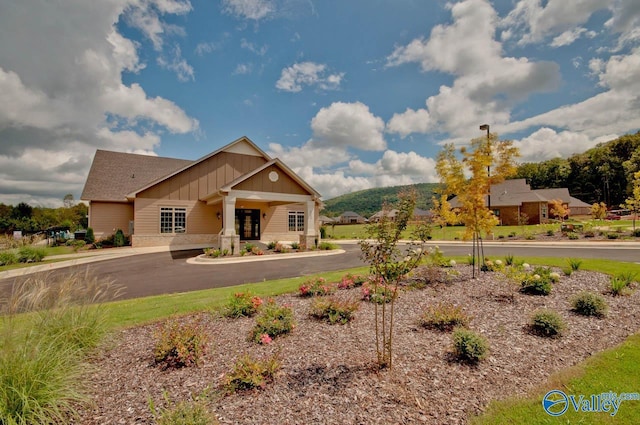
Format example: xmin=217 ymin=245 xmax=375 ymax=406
xmin=338 ymin=211 xmax=366 ymax=224
xmin=81 ymin=137 xmax=322 ymax=250
xmin=369 ymin=209 xmax=398 ymax=222
xmin=319 ymin=215 xmax=336 ymax=225
xmin=413 ymin=208 xmax=433 ymax=221
xmin=448 ymin=179 xmax=589 ymax=225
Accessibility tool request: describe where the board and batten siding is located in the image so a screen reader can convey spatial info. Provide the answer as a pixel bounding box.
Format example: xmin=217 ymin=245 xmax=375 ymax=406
xmin=89 ymin=202 xmax=133 ymax=237
xmin=234 ymin=164 xmax=308 ymax=195
xmin=133 ymin=198 xmax=221 ymax=235
xmin=138 ymin=152 xmax=267 ymax=200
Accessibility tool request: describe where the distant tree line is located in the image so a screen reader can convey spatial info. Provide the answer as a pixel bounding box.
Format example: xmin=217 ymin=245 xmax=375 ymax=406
xmin=514 ymin=132 xmax=640 ymax=207
xmin=0 ymin=195 xmax=88 ymax=234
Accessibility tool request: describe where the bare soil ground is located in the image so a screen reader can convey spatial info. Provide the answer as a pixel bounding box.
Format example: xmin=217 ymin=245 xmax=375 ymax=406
xmin=77 ymin=266 xmax=640 ymax=424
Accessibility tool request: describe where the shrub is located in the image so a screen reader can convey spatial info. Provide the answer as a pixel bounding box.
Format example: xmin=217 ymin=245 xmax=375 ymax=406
xmin=420 ymin=303 xmax=471 ymax=331
xmin=249 ymin=300 xmax=295 ymax=343
xmin=425 ymin=246 xmax=449 ymax=267
xmin=633 ymin=229 xmax=640 ymax=237
xmin=337 ymin=273 xmax=367 ymax=289
xmin=84 ymin=227 xmax=95 ymax=244
xmin=151 ymin=396 xmax=217 ymax=425
xmin=17 ymin=246 xmax=46 ymax=263
xmin=244 ymin=243 xmax=256 ymax=252
xmin=320 ymin=225 xmax=327 ymax=239
xmin=361 ymin=281 xmax=395 ymax=304
xmin=562 ymin=267 xmax=573 ymax=277
xmin=508 ymin=231 xmax=517 ymax=237
xmin=204 ymin=248 xmax=221 ymax=258
xmin=113 ymin=229 xmax=126 ymax=247
xmin=298 ymin=277 xmax=335 ymax=297
xmin=529 ymin=309 xmax=565 ymax=337
xmin=309 ymin=297 xmax=360 ymax=324
xmin=546 ymin=229 xmax=555 ymax=236
xmin=567 ymin=232 xmax=579 ymax=240
xmin=607 ymin=233 xmax=619 ymax=239
xmin=452 ymin=328 xmax=489 ymax=363
xmin=520 ymin=266 xmax=554 ymax=295
xmin=567 ymin=258 xmax=582 ymax=271
xmin=291 ymin=242 xmax=300 ymax=250
xmin=504 ymin=254 xmax=515 ymax=266
xmin=571 ymin=291 xmax=608 ymax=317
xmin=153 ymin=318 xmax=208 ymax=370
xmin=223 ymin=292 xmax=263 ymax=318
xmin=584 ymin=230 xmax=595 ymax=238
xmin=224 ymin=353 xmax=280 ymax=393
xmin=266 ymin=241 xmax=278 ymax=250
xmin=318 ymin=241 xmax=339 ymax=250
xmin=609 ymin=272 xmax=636 ymax=296
xmin=0 ymin=251 xmax=18 ymax=266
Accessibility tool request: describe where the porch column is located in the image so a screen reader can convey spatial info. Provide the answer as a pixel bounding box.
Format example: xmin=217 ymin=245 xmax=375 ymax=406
xmin=220 ymin=196 xmax=239 ymax=253
xmin=223 ymin=196 xmax=236 ymax=236
xmin=300 ymin=200 xmax=318 ymax=249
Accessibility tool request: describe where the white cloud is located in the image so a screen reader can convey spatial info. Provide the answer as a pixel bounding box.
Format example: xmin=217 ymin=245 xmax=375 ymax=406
xmin=157 ymin=44 xmax=195 ymax=82
xmin=386 ymin=0 xmax=559 ymax=139
xmin=513 ymin=128 xmax=608 ymax=162
xmin=550 ymin=27 xmax=588 ymax=47
xmin=241 ymin=38 xmax=268 ymax=56
xmin=276 ymin=61 xmax=344 ymax=92
xmin=221 ymin=0 xmax=274 ymax=21
xmin=233 ymin=63 xmax=253 ymax=75
xmin=0 ymin=0 xmax=198 ymax=205
xmin=268 ymin=143 xmax=349 ymax=169
xmin=311 ymin=102 xmax=386 ymax=151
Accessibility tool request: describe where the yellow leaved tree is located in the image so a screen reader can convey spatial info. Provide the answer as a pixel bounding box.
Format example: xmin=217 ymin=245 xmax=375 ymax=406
xmin=436 ymin=133 xmax=519 ymax=276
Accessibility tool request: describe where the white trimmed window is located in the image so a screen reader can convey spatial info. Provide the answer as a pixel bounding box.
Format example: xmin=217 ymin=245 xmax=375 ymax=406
xmin=288 ymin=211 xmax=304 ymax=231
xmin=160 ymin=207 xmax=186 ymax=233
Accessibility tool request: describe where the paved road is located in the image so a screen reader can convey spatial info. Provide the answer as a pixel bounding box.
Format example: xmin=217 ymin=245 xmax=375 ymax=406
xmin=1 ymin=241 xmax=638 ymax=301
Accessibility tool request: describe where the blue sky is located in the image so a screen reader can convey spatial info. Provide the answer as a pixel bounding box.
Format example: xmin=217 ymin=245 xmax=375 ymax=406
xmin=1 ymin=0 xmax=639 ymax=206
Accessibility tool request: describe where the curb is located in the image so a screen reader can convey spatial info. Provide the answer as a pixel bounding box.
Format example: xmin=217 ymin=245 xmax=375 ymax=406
xmin=186 ymin=249 xmax=345 ymax=265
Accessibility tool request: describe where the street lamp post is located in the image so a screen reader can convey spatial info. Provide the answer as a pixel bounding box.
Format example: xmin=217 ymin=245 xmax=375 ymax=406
xmin=479 ymin=124 xmax=490 ymax=211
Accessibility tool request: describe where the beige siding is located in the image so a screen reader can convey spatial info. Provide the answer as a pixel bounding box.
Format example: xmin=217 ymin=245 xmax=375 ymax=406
xmin=234 ymin=165 xmax=308 ymax=195
xmin=89 ymin=202 xmax=133 ymax=237
xmin=134 ymin=198 xmax=222 ymax=235
xmin=262 ymin=203 xmax=318 ymax=239
xmin=138 ymin=152 xmax=267 ymax=200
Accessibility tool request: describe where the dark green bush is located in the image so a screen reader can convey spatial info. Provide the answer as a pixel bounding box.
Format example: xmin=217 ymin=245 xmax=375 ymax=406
xmin=452 ymin=328 xmax=489 ymax=363
xmin=529 ymin=309 xmax=565 ymax=337
xmin=571 ymin=291 xmax=608 ymax=317
xmin=420 ymin=302 xmax=471 ymax=331
xmin=84 ymin=227 xmax=95 ymax=244
xmin=113 ymin=229 xmax=126 ymax=247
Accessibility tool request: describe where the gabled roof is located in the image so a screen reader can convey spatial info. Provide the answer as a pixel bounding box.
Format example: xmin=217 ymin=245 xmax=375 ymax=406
xmin=340 ymin=211 xmax=364 ymax=218
xmin=220 ymin=158 xmax=320 ymax=198
xmin=127 ymin=136 xmax=271 ymax=199
xmin=81 ymin=150 xmax=192 ymax=202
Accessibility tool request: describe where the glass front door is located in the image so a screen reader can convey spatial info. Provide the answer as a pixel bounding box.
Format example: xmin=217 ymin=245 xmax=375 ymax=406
xmin=235 ymin=209 xmax=260 ymax=240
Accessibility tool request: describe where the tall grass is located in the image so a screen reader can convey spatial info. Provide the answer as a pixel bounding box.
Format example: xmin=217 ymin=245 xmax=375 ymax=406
xmin=0 ymin=272 xmax=121 ymax=424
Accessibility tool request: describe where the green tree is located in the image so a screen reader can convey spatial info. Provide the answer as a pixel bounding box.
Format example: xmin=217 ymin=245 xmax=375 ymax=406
xmin=436 ymin=134 xmax=519 ymax=276
xmin=622 ymin=171 xmax=640 ymax=232
xmin=359 ymin=190 xmax=431 ymax=369
xmin=63 ymin=194 xmax=75 ymax=208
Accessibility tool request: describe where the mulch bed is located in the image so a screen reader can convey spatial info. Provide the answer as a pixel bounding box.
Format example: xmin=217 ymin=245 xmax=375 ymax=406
xmin=76 ymin=265 xmax=640 ymax=424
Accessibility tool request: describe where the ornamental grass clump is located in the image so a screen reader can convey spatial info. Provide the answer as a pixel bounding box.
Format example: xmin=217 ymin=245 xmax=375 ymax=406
xmin=223 ymin=292 xmax=263 ymax=318
xmin=420 ymin=302 xmax=471 ymax=332
xmin=452 ymin=328 xmax=489 ymax=363
xmin=609 ymin=272 xmax=636 ymax=296
xmin=529 ymin=309 xmax=566 ymax=337
xmin=571 ymin=291 xmax=609 ymax=317
xmin=0 ymin=272 xmax=120 ymax=425
xmin=153 ymin=317 xmax=208 ymax=370
xmin=150 ymin=396 xmax=217 ymax=425
xmin=309 ymin=297 xmax=360 ymax=324
xmin=17 ymin=246 xmax=46 ymax=263
xmin=249 ymin=300 xmax=295 ymax=343
xmin=224 ymin=353 xmax=280 ymax=393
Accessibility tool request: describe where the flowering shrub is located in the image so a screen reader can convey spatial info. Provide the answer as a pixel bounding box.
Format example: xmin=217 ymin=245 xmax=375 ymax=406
xmin=361 ymin=280 xmax=395 ymax=304
xmin=249 ymin=300 xmax=295 ymax=343
xmin=224 ymin=353 xmax=280 ymax=393
xmin=153 ymin=318 xmax=208 ymax=370
xmin=298 ymin=277 xmax=335 ymax=297
xmin=337 ymin=273 xmax=367 ymax=289
xmin=223 ymin=292 xmax=263 ymax=318
xmin=309 ymin=297 xmax=360 ymax=324
xmin=520 ymin=266 xmax=554 ymax=295
xmin=420 ymin=302 xmax=471 ymax=332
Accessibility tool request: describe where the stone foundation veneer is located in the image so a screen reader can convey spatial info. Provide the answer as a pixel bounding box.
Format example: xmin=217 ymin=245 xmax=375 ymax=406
xmin=219 ymin=235 xmax=240 ymax=254
xmin=299 ymin=234 xmax=320 ymax=250
xmin=132 ymin=234 xmax=219 ymax=248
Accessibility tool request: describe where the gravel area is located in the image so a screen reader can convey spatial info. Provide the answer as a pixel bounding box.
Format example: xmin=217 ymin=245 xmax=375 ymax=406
xmin=77 ymin=265 xmax=640 ymax=424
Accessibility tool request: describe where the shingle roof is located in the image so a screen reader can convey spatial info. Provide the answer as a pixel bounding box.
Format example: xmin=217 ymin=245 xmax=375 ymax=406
xmin=80 ymin=150 xmax=192 ymax=202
